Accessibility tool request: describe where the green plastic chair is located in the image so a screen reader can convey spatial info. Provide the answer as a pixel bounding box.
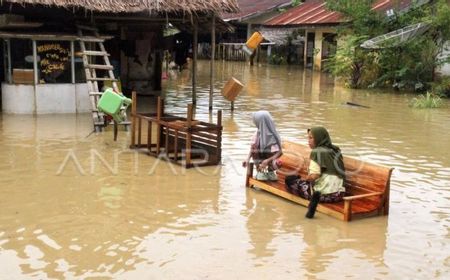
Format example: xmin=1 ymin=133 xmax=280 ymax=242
xmin=97 ymin=88 xmax=131 ymax=123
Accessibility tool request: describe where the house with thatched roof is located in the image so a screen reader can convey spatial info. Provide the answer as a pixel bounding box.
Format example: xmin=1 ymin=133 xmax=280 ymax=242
xmin=0 ymin=0 xmax=238 ymax=120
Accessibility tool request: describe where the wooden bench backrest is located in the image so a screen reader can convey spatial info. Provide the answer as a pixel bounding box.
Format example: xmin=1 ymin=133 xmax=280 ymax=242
xmin=279 ymin=141 xmax=393 ymax=195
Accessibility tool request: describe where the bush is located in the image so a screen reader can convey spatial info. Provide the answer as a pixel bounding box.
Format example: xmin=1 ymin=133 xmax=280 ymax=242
xmin=432 ymin=77 xmax=450 ymax=97
xmin=410 ymin=92 xmax=443 ymax=108
xmin=268 ymin=54 xmax=285 ymax=65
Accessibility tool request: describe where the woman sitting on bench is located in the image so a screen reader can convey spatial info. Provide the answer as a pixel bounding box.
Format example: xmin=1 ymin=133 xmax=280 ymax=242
xmin=286 ymin=127 xmax=346 ymax=203
xmin=243 ymin=111 xmax=282 ymax=181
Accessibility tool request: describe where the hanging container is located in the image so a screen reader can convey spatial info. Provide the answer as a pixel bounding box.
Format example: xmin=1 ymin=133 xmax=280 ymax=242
xmin=222 ymin=77 xmax=244 ymax=102
xmin=97 ymin=88 xmax=132 ymax=123
xmin=243 ymin=32 xmax=264 ymax=55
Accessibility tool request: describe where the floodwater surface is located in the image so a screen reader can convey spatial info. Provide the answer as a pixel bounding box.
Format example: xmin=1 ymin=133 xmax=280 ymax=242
xmin=0 ymin=61 xmax=449 ymax=279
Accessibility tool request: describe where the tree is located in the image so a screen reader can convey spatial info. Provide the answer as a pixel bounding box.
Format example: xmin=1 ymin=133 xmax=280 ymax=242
xmin=325 ymin=0 xmax=450 ymax=91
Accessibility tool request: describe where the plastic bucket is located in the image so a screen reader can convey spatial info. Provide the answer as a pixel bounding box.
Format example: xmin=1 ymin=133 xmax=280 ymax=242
xmin=246 ymin=32 xmax=264 ymax=49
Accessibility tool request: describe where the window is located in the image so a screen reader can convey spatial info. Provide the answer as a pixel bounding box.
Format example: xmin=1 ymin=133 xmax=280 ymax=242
xmin=10 ymin=39 xmax=34 ymax=84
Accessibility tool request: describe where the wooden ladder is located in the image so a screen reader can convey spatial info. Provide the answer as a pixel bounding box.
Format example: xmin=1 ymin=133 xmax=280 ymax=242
xmin=76 ymin=24 xmax=129 ymax=132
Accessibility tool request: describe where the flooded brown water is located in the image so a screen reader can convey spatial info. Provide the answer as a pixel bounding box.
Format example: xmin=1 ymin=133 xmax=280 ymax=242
xmin=1 ymin=60 xmax=449 ymax=279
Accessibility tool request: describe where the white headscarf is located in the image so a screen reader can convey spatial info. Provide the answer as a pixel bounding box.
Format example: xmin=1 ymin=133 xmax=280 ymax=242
xmin=252 ymin=111 xmax=282 ymax=153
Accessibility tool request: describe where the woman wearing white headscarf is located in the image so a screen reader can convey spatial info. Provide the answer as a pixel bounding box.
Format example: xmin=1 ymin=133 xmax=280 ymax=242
xmin=242 ymin=111 xmax=282 ymax=181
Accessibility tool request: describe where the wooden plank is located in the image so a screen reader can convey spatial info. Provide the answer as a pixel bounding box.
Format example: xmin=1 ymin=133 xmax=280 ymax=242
xmin=76 ymin=24 xmax=98 ymax=31
xmin=343 ymin=192 xmax=383 ymax=201
xmin=78 ymin=37 xmax=106 ymax=43
xmin=82 ymin=50 xmax=109 ymax=56
xmin=86 ymin=77 xmax=117 ymax=82
xmin=86 ymin=64 xmax=114 ymax=70
xmin=249 ymin=178 xmax=344 ymax=220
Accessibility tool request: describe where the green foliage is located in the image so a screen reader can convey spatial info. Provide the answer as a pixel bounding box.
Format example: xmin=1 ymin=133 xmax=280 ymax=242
xmin=324 ymin=0 xmax=450 ymax=93
xmin=268 ymin=53 xmax=285 ymax=65
xmin=291 ymin=0 xmax=302 ymax=7
xmin=324 ymin=1 xmax=385 ymax=88
xmin=325 ymin=35 xmax=365 ymax=87
xmin=410 ymin=92 xmax=443 ymax=108
xmin=432 ymin=77 xmax=450 ymax=97
xmin=434 ymin=0 xmax=450 ymax=41
xmin=326 ymin=0 xmax=385 ymax=36
xmin=279 ymin=0 xmax=303 ymax=12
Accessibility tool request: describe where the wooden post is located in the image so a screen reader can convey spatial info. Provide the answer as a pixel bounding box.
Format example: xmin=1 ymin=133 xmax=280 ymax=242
xmin=217 ymin=109 xmax=222 ymax=127
xmin=209 ymin=14 xmax=216 ymax=111
xmin=70 ymin=41 xmax=75 ymax=84
xmin=131 ymin=91 xmax=137 ymax=148
xmin=383 ymin=170 xmax=393 ymax=215
xmin=156 ymin=96 xmax=162 ymax=154
xmin=186 ymin=104 xmax=193 ymax=167
xmin=147 ymin=120 xmax=152 ymax=153
xmin=222 ymin=44 xmax=225 ymax=61
xmin=256 ymin=46 xmax=261 ymax=64
xmin=344 ymin=200 xmax=352 ymax=221
xmin=192 ymin=20 xmax=198 ymax=105
xmin=304 ymin=31 xmax=309 ymax=68
xmin=165 ymin=50 xmax=169 ymax=76
xmin=32 ymin=40 xmax=38 ymax=85
xmin=165 ymin=126 xmax=169 ymax=155
xmin=174 ymin=130 xmax=179 ymax=161
xmin=113 ymin=121 xmax=118 ymax=141
xmin=153 ymin=50 xmax=162 ymax=91
xmin=249 ymin=50 xmax=255 ymax=66
xmin=6 ymin=39 xmax=12 ymax=83
xmin=217 ymin=109 xmax=222 ymax=163
xmin=137 ymin=118 xmax=142 ymax=146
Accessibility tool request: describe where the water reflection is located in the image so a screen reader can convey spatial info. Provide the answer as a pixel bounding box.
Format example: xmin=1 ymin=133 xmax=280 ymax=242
xmin=243 ymin=188 xmax=389 ymax=277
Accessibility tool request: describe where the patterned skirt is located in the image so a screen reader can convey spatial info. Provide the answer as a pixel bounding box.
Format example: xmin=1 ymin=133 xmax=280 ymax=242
xmin=285 ymin=175 xmax=344 ymax=203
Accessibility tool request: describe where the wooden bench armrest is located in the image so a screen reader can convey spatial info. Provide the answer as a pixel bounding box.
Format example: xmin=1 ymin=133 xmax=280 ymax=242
xmin=343 ymin=192 xmax=383 ymax=201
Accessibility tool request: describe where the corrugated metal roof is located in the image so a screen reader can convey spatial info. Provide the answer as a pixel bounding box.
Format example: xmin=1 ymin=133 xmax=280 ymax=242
xmin=223 ymin=0 xmax=292 ymax=21
xmin=265 ymin=0 xmax=413 ymax=26
xmin=265 ymin=0 xmax=342 ymax=26
xmin=372 ymin=0 xmax=413 ymax=13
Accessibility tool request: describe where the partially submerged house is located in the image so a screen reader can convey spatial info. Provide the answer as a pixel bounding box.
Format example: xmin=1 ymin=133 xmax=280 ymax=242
xmin=0 ymin=0 xmax=238 ymax=123
xmin=263 ymin=0 xmax=417 ymax=70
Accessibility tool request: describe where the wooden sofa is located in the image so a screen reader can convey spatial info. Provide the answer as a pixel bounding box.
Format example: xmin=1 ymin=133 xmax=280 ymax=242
xmin=246 ymin=141 xmax=394 ymax=221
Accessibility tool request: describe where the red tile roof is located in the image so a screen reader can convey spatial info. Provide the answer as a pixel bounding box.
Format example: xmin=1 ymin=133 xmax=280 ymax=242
xmin=223 ymin=0 xmax=292 ymax=21
xmin=265 ymin=0 xmax=413 ymax=26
